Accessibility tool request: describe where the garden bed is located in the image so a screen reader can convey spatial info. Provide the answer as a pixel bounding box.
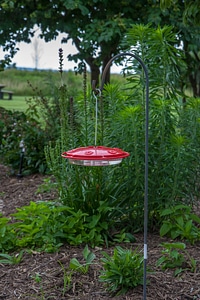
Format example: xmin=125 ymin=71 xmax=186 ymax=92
xmin=0 ymin=164 xmax=200 ymax=300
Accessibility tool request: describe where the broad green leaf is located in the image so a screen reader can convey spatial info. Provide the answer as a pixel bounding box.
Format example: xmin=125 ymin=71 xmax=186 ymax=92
xmin=83 ymin=245 xmax=90 ymax=260
xmin=185 ymin=220 xmax=192 ymax=234
xmin=161 ymin=242 xmax=186 ymax=250
xmin=160 ymin=208 xmax=173 ymax=216
xmin=69 ymin=258 xmax=81 ymax=270
xmin=191 ymin=214 xmax=200 ymax=224
xmin=174 ymin=268 xmax=183 ymax=277
xmin=86 ymin=252 xmax=96 ymax=264
xmin=171 ymin=230 xmax=180 ymax=240
xmin=160 ymin=223 xmax=171 ymax=236
xmin=176 ymin=216 xmax=184 ymax=228
xmin=0 ymin=259 xmax=13 ymax=264
xmin=156 ymin=256 xmax=166 ymax=267
xmin=86 ymin=215 xmax=101 ymax=229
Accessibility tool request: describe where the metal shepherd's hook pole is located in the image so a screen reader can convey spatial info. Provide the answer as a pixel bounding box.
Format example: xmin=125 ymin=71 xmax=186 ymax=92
xmin=94 ymin=52 xmax=149 ymax=300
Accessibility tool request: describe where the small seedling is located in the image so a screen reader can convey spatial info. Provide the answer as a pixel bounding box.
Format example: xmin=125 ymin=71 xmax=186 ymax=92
xmin=69 ymin=244 xmax=96 ymax=274
xmin=58 ymin=261 xmax=72 ymax=296
xmin=36 ymin=177 xmax=57 ymax=194
xmin=157 ymin=242 xmax=196 ymax=276
xmin=0 ymin=250 xmax=24 ymax=265
xmin=31 ymin=272 xmax=42 ymax=283
xmin=31 ymin=273 xmax=45 ymax=299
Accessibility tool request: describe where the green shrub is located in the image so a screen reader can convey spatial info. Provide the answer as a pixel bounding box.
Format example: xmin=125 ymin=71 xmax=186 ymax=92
xmin=0 ymin=215 xmax=16 ymax=252
xmin=0 ymin=107 xmax=48 ymax=174
xmin=69 ymin=244 xmax=96 ymax=274
xmin=0 ymin=251 xmax=24 ymax=265
xmin=159 ymin=204 xmax=200 ymax=244
xmin=156 ymin=242 xmax=197 ymax=276
xmin=99 ymin=246 xmax=143 ymax=295
xmin=0 ymin=200 xmax=134 ymax=253
xmin=7 ymin=201 xmax=112 ymax=251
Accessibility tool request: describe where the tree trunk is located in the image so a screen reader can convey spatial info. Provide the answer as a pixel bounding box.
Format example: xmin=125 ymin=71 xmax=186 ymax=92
xmin=90 ymin=63 xmax=100 ymax=87
xmin=86 ymin=56 xmax=112 ymax=88
xmin=184 ymin=40 xmax=200 ymax=97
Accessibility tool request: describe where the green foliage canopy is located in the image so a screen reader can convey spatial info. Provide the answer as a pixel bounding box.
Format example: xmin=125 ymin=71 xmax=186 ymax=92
xmin=0 ymin=0 xmax=148 ymax=83
xmin=0 ymin=0 xmax=199 ymax=94
xmin=153 ymin=0 xmax=200 ymax=96
xmin=159 ymin=0 xmax=200 ymax=25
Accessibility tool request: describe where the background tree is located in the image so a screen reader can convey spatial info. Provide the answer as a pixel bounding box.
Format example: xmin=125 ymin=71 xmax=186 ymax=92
xmin=0 ymin=0 xmax=199 ymax=94
xmin=148 ymin=0 xmax=200 ymax=97
xmin=159 ymin=0 xmax=200 ymax=25
xmin=0 ymin=0 xmax=149 ymax=84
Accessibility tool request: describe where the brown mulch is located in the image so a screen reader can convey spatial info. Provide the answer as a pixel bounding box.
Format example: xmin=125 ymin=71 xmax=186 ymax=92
xmin=0 ymin=164 xmax=200 ymax=300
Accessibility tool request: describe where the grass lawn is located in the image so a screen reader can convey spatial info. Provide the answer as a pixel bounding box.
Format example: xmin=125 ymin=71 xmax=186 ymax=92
xmin=0 ymin=96 xmax=29 ymax=112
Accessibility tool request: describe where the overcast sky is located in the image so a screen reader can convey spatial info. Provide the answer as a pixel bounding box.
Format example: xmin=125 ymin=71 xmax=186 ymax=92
xmin=0 ymin=32 xmax=121 ymax=73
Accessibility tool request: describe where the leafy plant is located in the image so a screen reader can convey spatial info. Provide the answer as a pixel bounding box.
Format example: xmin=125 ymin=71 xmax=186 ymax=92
xmin=36 ymin=176 xmax=57 ymax=194
xmin=0 ymin=107 xmax=48 ymax=174
xmin=0 ymin=215 xmax=16 ymax=252
xmin=0 ymin=250 xmax=24 ymax=264
xmin=31 ymin=273 xmax=42 ymax=283
xmin=112 ymin=229 xmax=136 ymax=244
xmin=156 ymin=242 xmax=196 ymax=276
xmin=121 ymin=24 xmax=200 ymax=225
xmin=30 ymin=272 xmax=45 ymax=299
xmin=159 ymin=204 xmax=200 ymax=244
xmin=11 ymin=201 xmax=64 ymax=251
xmin=69 ymin=244 xmax=96 ymax=274
xmin=99 ymin=246 xmax=143 ymax=295
xmin=0 ymin=200 xmax=113 ymax=252
xmin=11 ymin=201 xmax=94 ymax=251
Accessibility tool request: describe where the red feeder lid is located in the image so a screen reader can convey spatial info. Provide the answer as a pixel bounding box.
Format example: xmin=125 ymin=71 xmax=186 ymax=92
xmin=61 ymin=146 xmax=130 ymax=166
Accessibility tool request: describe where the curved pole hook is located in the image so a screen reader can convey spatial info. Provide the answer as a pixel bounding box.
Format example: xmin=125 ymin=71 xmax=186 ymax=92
xmin=94 ymin=52 xmax=149 ymax=300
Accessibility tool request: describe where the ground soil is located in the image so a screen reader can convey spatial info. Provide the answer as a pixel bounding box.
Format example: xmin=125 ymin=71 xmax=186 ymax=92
xmin=0 ymin=164 xmax=200 ymax=300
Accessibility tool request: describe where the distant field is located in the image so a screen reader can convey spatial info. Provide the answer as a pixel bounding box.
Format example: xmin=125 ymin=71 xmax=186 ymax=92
xmin=0 ymin=68 xmax=124 ymax=113
xmin=0 ymin=68 xmax=86 ymax=97
xmin=0 ymin=96 xmax=29 ymax=112
xmin=0 ymin=68 xmax=123 ymax=96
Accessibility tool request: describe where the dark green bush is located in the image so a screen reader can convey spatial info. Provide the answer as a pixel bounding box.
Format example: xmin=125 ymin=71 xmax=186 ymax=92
xmin=0 ymin=107 xmax=48 ymax=174
xmin=46 ymin=25 xmax=200 ymax=236
xmin=0 ymin=201 xmax=118 ymax=252
xmin=100 ymin=246 xmax=144 ymax=295
xmin=0 ymin=215 xmax=16 ymax=252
